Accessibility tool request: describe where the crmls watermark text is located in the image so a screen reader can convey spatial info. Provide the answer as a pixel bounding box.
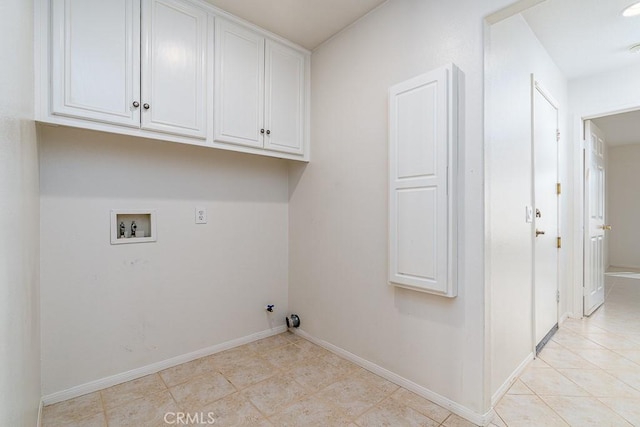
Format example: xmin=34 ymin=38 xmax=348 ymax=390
xmin=164 ymin=412 xmax=215 ymax=425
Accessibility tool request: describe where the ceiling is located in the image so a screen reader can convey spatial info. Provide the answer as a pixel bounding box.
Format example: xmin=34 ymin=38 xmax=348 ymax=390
xmin=204 ymin=0 xmax=388 ymax=50
xmin=592 ymin=110 xmax=640 ymax=146
xmin=522 ymin=0 xmax=640 ymax=79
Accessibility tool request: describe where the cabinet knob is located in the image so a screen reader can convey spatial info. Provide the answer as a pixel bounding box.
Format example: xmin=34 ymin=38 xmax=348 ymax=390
xmin=266 ymin=130 xmax=271 ymax=135
xmin=260 ymin=129 xmax=265 ymax=134
xmin=132 ymin=101 xmax=140 ymax=108
xmin=143 ymin=103 xmax=150 ymax=109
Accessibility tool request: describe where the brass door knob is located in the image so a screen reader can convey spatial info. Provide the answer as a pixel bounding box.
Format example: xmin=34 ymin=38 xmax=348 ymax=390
xmin=536 ymin=229 xmax=545 ymax=237
xmin=601 ymin=225 xmax=612 ymax=231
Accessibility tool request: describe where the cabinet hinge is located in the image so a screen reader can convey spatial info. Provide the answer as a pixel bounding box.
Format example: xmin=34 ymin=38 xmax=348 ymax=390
xmin=557 ymin=237 xmax=562 ymax=249
xmin=557 ymin=290 xmax=560 ymax=303
xmin=556 ymin=183 xmax=561 ymax=195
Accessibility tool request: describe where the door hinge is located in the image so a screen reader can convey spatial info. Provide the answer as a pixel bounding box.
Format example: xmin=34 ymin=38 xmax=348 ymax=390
xmin=557 ymin=237 xmax=562 ymax=249
xmin=557 ymin=129 xmax=561 ymax=142
xmin=556 ymin=183 xmax=561 ymax=195
xmin=557 ymin=290 xmax=560 ymax=303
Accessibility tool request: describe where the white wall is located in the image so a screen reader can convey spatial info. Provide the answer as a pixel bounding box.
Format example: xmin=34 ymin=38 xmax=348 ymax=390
xmin=40 ymin=126 xmax=289 ymax=395
xmin=0 ymin=0 xmax=41 ymax=425
xmin=289 ymin=0 xmax=514 ymax=417
xmin=486 ymin=14 xmax=570 ymax=398
xmin=607 ymin=144 xmax=640 ymax=269
xmin=568 ymin=63 xmax=640 ymax=315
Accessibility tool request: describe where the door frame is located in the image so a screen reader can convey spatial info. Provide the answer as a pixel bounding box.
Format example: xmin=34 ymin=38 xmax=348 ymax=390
xmin=572 ymin=103 xmax=640 ymax=318
xmin=530 ymin=76 xmax=560 ymax=354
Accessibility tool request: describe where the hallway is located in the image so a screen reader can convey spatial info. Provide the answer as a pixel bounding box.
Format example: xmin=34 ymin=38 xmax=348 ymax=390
xmin=495 ymin=272 xmax=640 ymax=426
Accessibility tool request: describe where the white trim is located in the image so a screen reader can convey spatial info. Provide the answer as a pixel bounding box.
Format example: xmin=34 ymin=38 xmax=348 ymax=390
xmin=37 ymin=399 xmax=43 ymax=427
xmin=41 ymin=325 xmax=286 ymax=405
xmin=490 ymin=352 xmax=533 ymax=406
xmin=559 ymin=311 xmax=572 ymax=326
xmin=294 ymin=329 xmax=496 ymax=426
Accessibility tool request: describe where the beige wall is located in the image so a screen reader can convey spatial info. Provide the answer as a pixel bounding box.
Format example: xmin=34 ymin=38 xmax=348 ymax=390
xmin=0 ymin=0 xmax=41 ymax=424
xmin=607 ymin=144 xmax=640 ymax=269
xmin=40 ymin=126 xmax=290 ymax=395
xmin=486 ymin=13 xmax=570 ymax=400
xmin=289 ymin=0 xmax=514 ymax=417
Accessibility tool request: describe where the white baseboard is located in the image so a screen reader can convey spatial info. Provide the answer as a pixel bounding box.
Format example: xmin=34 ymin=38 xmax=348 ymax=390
xmin=293 ymin=329 xmax=496 ymax=426
xmin=42 ymin=325 xmax=287 ymax=406
xmin=559 ymin=312 xmax=572 ymax=325
xmin=490 ymin=352 xmax=533 ymax=407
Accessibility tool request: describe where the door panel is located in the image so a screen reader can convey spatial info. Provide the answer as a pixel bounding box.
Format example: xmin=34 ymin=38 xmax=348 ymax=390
xmin=214 ymin=19 xmax=264 ymax=148
xmin=264 ymin=40 xmax=305 ymax=155
xmin=141 ymin=0 xmax=208 ymax=138
xmin=584 ymin=120 xmax=606 ymax=315
xmin=533 ymin=81 xmax=559 ymax=345
xmin=51 ymin=0 xmax=140 ymax=127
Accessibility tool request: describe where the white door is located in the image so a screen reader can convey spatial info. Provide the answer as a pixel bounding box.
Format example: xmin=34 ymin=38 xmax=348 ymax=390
xmin=214 ymin=19 xmax=265 ymax=148
xmin=263 ymin=40 xmax=305 ymax=155
xmin=533 ymin=81 xmax=559 ymax=346
xmin=141 ymin=0 xmax=208 ymax=138
xmin=51 ymin=0 xmax=140 ymax=127
xmin=584 ymin=120 xmax=607 ymax=315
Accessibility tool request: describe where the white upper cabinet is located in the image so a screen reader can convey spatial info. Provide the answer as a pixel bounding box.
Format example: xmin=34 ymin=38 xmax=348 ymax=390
xmin=40 ymin=0 xmax=309 ymax=161
xmin=214 ymin=19 xmax=264 ymax=148
xmin=51 ymin=0 xmax=141 ymax=127
xmin=264 ymin=40 xmax=305 ymax=155
xmin=141 ymin=0 xmax=208 ymax=138
xmin=215 ymin=18 xmax=307 ymax=155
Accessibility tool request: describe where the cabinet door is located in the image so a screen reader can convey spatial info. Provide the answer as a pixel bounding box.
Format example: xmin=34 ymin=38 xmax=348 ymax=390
xmin=214 ymin=19 xmax=265 ymax=148
xmin=264 ymin=40 xmax=305 ymax=155
xmin=51 ymin=0 xmax=140 ymax=127
xmin=141 ymin=0 xmax=208 ymax=138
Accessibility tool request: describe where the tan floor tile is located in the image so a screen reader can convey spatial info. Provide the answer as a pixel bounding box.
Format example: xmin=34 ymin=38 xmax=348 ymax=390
xmin=599 ymin=397 xmax=640 ymax=425
xmin=352 ymin=368 xmax=400 ymax=394
xmin=615 ymin=349 xmax=640 ymax=365
xmin=42 ymin=392 xmax=103 ymax=426
xmin=389 ymin=388 xmax=450 ymax=423
xmin=43 ymin=410 xmax=106 ymax=427
xmin=244 ymin=334 xmax=294 ymax=353
xmin=170 ymin=372 xmax=236 ymax=410
xmin=209 ymin=346 xmax=258 ymax=371
xmin=552 ymin=330 xmax=604 ymax=350
xmin=293 ymin=339 xmax=331 ymax=359
xmin=506 ymin=379 xmax=534 ymax=395
xmin=538 ymin=347 xmax=598 ymax=369
xmin=540 ymin=395 xmax=633 ymax=427
xmin=282 ymin=331 xmax=302 ymax=342
xmin=526 ymin=357 xmax=550 ymax=369
xmin=195 ymin=392 xmax=269 ymax=426
xmin=106 ymin=390 xmax=179 ymax=427
xmin=519 ymin=368 xmax=588 ymax=396
xmin=270 ymin=394 xmax=353 ymax=426
xmin=489 ymin=413 xmax=508 ymax=427
xmin=100 ymin=374 xmax=166 ymax=410
xmin=441 ymin=413 xmax=479 ymax=427
xmin=260 ymin=344 xmax=307 ymax=369
xmin=159 ymin=357 xmax=218 ymax=387
xmin=584 ymin=333 xmax=640 ymax=350
xmin=322 ymin=352 xmax=360 ymax=372
xmin=495 ymin=394 xmax=569 ymax=427
xmin=316 ymin=376 xmax=389 ymax=418
xmin=574 ymin=348 xmax=640 ymax=370
xmin=558 ymin=368 xmax=640 ymax=398
xmin=288 ymin=356 xmax=352 ymax=391
xmin=218 ymin=356 xmax=279 ymax=389
xmin=356 ymin=397 xmax=438 ymax=427
xmin=242 ymin=373 xmax=308 ymax=416
xmin=606 ymin=368 xmax=640 ymax=391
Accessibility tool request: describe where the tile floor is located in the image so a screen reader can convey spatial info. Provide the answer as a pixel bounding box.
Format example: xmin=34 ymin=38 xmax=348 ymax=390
xmin=42 ymin=271 xmax=640 ymax=427
xmin=495 ymin=270 xmax=640 ymax=426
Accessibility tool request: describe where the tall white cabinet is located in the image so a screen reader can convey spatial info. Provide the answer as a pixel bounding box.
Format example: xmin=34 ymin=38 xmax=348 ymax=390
xmin=38 ymin=0 xmax=310 ymax=161
xmin=215 ymin=19 xmax=306 ymax=155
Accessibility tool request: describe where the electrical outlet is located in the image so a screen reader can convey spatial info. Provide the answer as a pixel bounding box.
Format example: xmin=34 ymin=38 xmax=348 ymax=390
xmin=195 ymin=207 xmax=207 ymax=224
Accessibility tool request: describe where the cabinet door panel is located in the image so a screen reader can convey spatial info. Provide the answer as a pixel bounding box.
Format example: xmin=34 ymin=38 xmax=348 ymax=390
xmin=51 ymin=0 xmax=140 ymax=127
xmin=214 ymin=19 xmax=264 ymax=148
xmin=264 ymin=40 xmax=305 ymax=155
xmin=141 ymin=0 xmax=207 ymax=138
